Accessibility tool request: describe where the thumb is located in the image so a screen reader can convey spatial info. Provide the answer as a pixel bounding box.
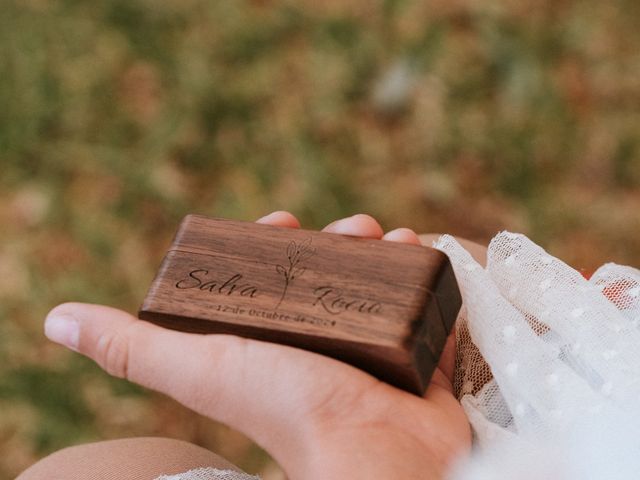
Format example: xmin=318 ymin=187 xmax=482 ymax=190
xmin=44 ymin=302 xmax=352 ymax=457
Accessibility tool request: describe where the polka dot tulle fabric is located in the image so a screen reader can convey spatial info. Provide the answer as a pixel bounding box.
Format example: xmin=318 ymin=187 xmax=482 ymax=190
xmin=156 ymin=232 xmax=640 ymax=480
xmin=438 ymin=232 xmax=640 ymax=479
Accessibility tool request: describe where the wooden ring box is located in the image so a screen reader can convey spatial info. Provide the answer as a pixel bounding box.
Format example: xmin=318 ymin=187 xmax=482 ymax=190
xmin=139 ymin=215 xmax=462 ymax=395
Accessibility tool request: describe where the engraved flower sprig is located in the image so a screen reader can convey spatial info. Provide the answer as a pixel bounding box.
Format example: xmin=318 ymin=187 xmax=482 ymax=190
xmin=275 ymin=237 xmax=315 ymax=309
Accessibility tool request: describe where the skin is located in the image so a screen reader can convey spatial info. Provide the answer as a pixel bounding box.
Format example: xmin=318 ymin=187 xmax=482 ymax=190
xmin=44 ymin=211 xmax=487 ymax=479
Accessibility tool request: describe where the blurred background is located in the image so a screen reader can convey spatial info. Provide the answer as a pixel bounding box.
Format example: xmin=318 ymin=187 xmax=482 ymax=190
xmin=1 ymin=0 xmax=639 ymax=477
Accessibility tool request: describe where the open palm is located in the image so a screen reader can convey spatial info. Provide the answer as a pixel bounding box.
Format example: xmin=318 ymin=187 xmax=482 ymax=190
xmin=45 ymin=212 xmax=476 ymax=479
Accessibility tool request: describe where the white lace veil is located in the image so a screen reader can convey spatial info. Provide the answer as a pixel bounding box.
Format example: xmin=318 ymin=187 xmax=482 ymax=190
xmin=157 ymin=232 xmax=640 ymax=480
xmin=439 ymin=232 xmax=640 ymax=480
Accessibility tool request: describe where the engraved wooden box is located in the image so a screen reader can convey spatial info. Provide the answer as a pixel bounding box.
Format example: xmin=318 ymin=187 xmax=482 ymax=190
xmin=139 ymin=215 xmax=462 ymax=395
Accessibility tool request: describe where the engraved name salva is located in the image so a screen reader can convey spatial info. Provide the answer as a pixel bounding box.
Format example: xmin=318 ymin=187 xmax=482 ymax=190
xmin=175 ymin=269 xmax=259 ymax=297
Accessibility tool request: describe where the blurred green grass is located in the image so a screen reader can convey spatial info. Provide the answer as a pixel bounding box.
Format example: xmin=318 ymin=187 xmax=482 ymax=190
xmin=1 ymin=0 xmax=639 ymax=477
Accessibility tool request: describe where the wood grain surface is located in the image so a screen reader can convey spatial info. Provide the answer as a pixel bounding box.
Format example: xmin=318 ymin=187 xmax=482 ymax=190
xmin=139 ymin=215 xmax=461 ymax=394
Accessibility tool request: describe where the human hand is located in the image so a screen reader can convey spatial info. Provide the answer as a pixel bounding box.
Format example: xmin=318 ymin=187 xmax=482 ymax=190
xmin=44 ymin=212 xmax=477 ymax=479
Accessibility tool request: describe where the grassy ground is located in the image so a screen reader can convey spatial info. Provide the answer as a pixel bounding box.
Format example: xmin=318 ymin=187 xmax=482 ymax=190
xmin=1 ymin=0 xmax=639 ymax=477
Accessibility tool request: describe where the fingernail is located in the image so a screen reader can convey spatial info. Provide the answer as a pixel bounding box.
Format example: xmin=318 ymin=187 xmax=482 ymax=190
xmin=256 ymin=212 xmax=276 ymax=223
xmin=325 ymin=217 xmax=357 ymax=233
xmin=45 ymin=313 xmax=79 ymax=351
xmin=328 ymin=216 xmax=354 ymax=226
xmin=256 ymin=211 xmax=287 ymax=223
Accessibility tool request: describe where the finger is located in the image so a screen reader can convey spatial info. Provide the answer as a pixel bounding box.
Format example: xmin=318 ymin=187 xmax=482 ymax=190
xmin=382 ymin=228 xmax=422 ymax=245
xmin=322 ymin=214 xmax=384 ymax=239
xmin=256 ymin=210 xmax=301 ymax=228
xmin=44 ymin=302 xmax=373 ymax=460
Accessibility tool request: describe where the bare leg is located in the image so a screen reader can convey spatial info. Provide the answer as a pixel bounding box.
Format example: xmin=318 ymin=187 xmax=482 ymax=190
xmin=17 ymin=437 xmax=243 ymax=480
